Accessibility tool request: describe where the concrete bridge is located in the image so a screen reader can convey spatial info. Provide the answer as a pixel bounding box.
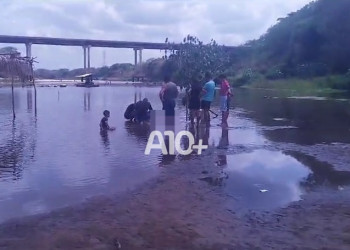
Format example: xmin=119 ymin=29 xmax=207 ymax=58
xmin=0 ymin=35 xmax=235 ymax=70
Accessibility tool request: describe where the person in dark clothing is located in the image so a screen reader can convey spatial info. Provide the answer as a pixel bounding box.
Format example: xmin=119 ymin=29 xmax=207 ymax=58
xmin=100 ymin=110 xmax=115 ymax=131
xmin=135 ymin=98 xmax=153 ymax=123
xmin=188 ymin=76 xmax=202 ymax=125
xmin=124 ymin=103 xmax=136 ymax=121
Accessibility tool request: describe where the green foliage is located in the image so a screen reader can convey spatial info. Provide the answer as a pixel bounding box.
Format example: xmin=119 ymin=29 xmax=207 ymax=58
xmin=94 ymin=66 xmax=109 ymax=78
xmin=164 ymin=35 xmax=232 ymax=87
xmin=234 ymin=0 xmax=350 ymax=81
xmin=232 ymin=69 xmax=262 ymax=87
xmin=35 ymin=63 xmax=134 ymax=80
xmin=247 ymin=75 xmax=350 ymax=93
xmin=295 ymin=63 xmax=329 ymax=78
xmin=0 ymin=46 xmax=19 ymax=55
xmin=266 ymin=66 xmax=285 ymax=80
xmin=324 ymin=75 xmax=350 ymax=90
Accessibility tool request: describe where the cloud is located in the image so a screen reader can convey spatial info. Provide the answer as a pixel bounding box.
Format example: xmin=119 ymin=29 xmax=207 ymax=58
xmin=0 ymin=0 xmax=313 ymax=69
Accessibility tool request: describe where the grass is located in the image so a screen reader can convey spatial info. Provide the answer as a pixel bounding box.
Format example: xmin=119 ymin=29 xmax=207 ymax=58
xmin=240 ymin=75 xmax=350 ymax=95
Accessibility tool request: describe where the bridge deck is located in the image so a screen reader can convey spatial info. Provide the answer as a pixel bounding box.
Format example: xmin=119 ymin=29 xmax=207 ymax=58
xmin=0 ymin=35 xmax=235 ymax=50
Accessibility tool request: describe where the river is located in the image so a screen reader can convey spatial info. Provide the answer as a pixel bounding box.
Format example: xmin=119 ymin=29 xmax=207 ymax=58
xmin=0 ymin=85 xmax=349 ymax=222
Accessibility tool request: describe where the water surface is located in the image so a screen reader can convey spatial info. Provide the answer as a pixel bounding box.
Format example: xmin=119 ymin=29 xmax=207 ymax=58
xmin=0 ymin=86 xmax=350 ymax=221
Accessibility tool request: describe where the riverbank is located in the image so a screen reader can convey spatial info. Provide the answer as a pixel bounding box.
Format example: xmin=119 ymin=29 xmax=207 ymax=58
xmin=241 ymin=75 xmax=350 ymax=96
xmin=0 ymin=79 xmax=163 ymax=88
xmin=0 ymin=141 xmax=350 ymax=249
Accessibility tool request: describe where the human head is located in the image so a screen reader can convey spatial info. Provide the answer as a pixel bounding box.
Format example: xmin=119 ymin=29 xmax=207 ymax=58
xmin=191 ymin=75 xmax=200 ymax=86
xmin=218 ymin=74 xmax=227 ymax=80
xmin=143 ymin=98 xmax=149 ymax=103
xmin=214 ymin=77 xmax=221 ymax=86
xmin=205 ymin=72 xmax=212 ymax=81
xmin=103 ymin=110 xmax=110 ymax=117
xmin=163 ymin=75 xmax=171 ymax=83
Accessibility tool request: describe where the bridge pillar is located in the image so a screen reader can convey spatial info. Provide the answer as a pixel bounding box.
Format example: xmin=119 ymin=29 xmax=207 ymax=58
xmin=139 ymin=49 xmax=143 ymax=64
xmin=25 ymin=43 xmax=32 ymax=58
xmin=87 ymin=45 xmax=91 ymax=70
xmin=83 ymin=46 xmax=87 ymax=70
xmin=133 ymin=48 xmax=138 ymax=66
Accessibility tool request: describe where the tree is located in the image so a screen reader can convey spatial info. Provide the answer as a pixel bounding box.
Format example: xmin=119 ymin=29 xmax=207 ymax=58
xmin=0 ymin=46 xmax=19 ymax=55
xmin=164 ymin=35 xmax=232 ymax=87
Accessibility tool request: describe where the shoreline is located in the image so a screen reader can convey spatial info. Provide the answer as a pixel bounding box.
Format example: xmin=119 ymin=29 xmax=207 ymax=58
xmin=239 ymin=76 xmax=350 ymax=96
xmin=0 ymin=141 xmax=349 ymax=249
xmin=0 ymin=79 xmax=164 ymax=88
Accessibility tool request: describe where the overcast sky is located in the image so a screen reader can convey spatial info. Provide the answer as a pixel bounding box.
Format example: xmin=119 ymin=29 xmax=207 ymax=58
xmin=0 ymin=0 xmax=313 ymax=69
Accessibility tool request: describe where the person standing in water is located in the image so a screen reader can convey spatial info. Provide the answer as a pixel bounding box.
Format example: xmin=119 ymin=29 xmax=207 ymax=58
xmin=219 ymin=74 xmax=231 ymax=126
xmin=159 ymin=81 xmax=166 ymax=110
xmin=218 ymin=74 xmax=233 ymax=126
xmin=188 ymin=76 xmax=202 ymax=126
xmin=161 ymin=75 xmax=179 ymax=117
xmin=100 ymin=110 xmax=115 ymax=131
xmin=201 ymin=72 xmax=216 ymax=124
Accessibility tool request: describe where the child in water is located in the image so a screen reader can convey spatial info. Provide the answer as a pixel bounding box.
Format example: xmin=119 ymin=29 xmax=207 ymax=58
xmin=100 ymin=110 xmax=116 ymax=131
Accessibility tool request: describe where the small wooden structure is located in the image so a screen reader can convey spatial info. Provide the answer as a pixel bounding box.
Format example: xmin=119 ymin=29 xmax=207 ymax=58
xmin=75 ymin=73 xmax=99 ymax=87
xmin=0 ymin=53 xmax=36 ymax=118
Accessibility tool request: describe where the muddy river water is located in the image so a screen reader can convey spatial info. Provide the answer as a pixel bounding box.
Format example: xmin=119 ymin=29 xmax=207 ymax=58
xmin=0 ymin=86 xmax=349 ymax=222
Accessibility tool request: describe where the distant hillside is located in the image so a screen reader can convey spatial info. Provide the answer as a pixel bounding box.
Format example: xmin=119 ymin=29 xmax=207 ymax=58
xmin=231 ymin=0 xmax=350 ymax=81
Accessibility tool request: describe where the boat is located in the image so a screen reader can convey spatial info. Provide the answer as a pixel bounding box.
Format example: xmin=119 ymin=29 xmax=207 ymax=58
xmin=75 ymin=73 xmax=99 ymax=88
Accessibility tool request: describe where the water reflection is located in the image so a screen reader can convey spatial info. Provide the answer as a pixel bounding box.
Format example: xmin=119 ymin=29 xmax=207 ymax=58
xmin=0 ymin=86 xmax=349 ymax=221
xmin=0 ymin=87 xmax=161 ymax=222
xmin=124 ymin=121 xmax=150 ymax=144
xmin=217 ymin=127 xmax=229 ymax=166
xmin=287 ymin=151 xmax=350 ymax=189
xmin=159 ymin=137 xmax=176 ymax=166
xmin=0 ymin=121 xmax=23 ymax=180
xmin=84 ymin=92 xmax=91 ymax=111
xmin=217 ymin=126 xmax=229 ymax=149
xmin=0 ymin=118 xmax=36 ymax=182
xmin=233 ymin=88 xmax=350 ymax=144
xmin=211 ymin=148 xmax=350 ymax=213
xmin=220 ymin=150 xmax=310 ymax=212
xmin=26 ymin=89 xmax=32 ymax=112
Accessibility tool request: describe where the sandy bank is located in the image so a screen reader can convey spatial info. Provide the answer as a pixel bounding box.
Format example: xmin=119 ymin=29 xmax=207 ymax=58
xmin=0 ymin=147 xmax=350 ymax=249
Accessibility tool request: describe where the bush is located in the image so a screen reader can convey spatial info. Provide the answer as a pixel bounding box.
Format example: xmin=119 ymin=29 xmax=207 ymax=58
xmin=265 ymin=67 xmax=285 ymax=80
xmin=327 ymin=75 xmax=350 ymax=90
xmin=295 ymin=63 xmax=329 ymax=78
xmin=231 ymin=68 xmax=260 ymax=86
